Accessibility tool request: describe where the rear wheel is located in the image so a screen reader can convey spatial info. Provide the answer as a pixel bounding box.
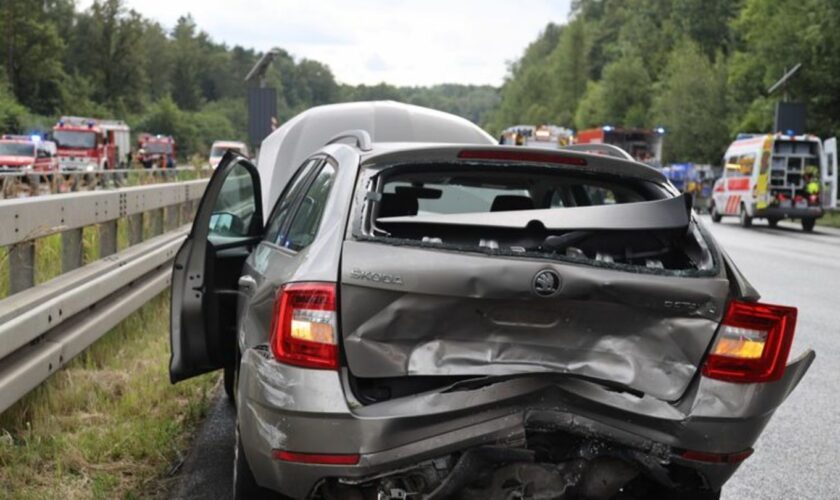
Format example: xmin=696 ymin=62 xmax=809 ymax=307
xmin=234 ymin=412 xmax=289 ymax=499
xmin=224 ymin=365 xmax=236 ymax=404
xmin=801 ymin=217 xmax=816 ymax=232
xmin=710 ymin=203 xmax=722 ymax=223
xmin=739 ymin=205 xmax=752 ymax=228
xmin=233 ymin=424 xmax=281 ymax=499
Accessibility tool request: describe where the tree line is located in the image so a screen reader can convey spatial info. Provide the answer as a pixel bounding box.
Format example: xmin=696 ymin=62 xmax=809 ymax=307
xmin=485 ymin=0 xmax=840 ymax=164
xmin=0 ymin=0 xmax=499 ymax=159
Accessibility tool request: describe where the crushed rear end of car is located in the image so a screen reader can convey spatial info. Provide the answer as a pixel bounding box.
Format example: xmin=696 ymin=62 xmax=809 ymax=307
xmin=238 ymin=146 xmax=814 ymax=499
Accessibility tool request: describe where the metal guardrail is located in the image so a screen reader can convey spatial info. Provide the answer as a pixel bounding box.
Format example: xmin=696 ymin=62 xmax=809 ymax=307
xmin=0 ymin=166 xmax=211 ymax=199
xmin=0 ymin=166 xmax=203 ymax=177
xmin=0 ymin=179 xmax=207 ymax=413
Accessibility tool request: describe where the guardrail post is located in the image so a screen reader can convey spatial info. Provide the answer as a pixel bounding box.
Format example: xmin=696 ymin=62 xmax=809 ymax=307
xmin=9 ymin=241 xmax=35 ymax=294
xmin=127 ymin=213 xmax=143 ymax=246
xmin=61 ymin=229 xmax=83 ymax=272
xmin=165 ymin=205 xmax=178 ymax=231
xmin=100 ymin=220 xmax=117 ymax=257
xmin=151 ymin=208 xmax=164 ymax=236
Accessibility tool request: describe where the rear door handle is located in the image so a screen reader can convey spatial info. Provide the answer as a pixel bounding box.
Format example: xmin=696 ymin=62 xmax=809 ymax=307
xmin=238 ymin=275 xmax=257 ymax=295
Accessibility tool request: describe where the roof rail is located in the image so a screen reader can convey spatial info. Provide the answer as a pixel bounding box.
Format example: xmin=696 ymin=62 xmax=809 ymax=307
xmin=326 ymin=129 xmax=372 ymax=152
xmin=560 ymin=143 xmax=635 ymax=162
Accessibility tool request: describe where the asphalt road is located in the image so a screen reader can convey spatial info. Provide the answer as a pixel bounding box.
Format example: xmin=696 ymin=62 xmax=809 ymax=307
xmin=705 ymin=216 xmax=840 ymax=499
xmin=170 ymin=217 xmax=840 ymax=499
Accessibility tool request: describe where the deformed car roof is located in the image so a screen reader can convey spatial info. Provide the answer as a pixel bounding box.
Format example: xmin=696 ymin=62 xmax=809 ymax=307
xmin=256 ymin=101 xmax=496 ymax=216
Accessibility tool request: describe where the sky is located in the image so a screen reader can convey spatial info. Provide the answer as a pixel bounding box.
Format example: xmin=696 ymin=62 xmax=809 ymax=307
xmin=78 ymin=0 xmax=572 ymax=87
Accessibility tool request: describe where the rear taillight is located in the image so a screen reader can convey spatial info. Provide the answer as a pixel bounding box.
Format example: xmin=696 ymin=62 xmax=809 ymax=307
xmin=458 ymin=149 xmax=588 ymax=166
xmin=702 ymin=300 xmax=797 ymax=383
xmin=270 ymin=282 xmax=339 ymax=370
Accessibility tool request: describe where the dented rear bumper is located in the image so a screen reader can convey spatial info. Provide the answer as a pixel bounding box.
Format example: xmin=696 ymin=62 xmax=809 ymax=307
xmin=237 ymin=347 xmax=814 ymax=499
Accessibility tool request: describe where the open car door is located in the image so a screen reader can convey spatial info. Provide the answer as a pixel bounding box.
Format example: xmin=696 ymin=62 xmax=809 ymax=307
xmin=170 ymin=152 xmax=263 ymax=383
xmin=824 ymin=137 xmax=838 ymax=209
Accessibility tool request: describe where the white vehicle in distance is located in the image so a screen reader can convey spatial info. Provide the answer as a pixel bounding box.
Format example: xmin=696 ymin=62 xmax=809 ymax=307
xmin=209 ymin=140 xmax=250 ymax=169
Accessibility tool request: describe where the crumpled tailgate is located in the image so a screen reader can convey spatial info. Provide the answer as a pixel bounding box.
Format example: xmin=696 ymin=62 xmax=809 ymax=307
xmin=340 ymin=240 xmax=730 ymax=401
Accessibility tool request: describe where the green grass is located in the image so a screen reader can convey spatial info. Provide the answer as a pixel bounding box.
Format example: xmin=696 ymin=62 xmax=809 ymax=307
xmin=818 ymin=210 xmax=840 ymax=228
xmin=34 ymin=234 xmax=62 ymax=285
xmin=0 ymin=293 xmax=218 ymax=499
xmin=0 ymin=247 xmax=8 ymax=298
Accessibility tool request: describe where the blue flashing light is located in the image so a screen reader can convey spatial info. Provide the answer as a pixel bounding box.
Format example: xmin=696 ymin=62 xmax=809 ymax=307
xmin=655 ymin=127 xmax=666 ymax=134
xmin=602 ymin=125 xmax=614 ymax=132
xmin=785 ymin=129 xmax=795 ymax=136
xmin=30 ymin=134 xmax=41 ymax=143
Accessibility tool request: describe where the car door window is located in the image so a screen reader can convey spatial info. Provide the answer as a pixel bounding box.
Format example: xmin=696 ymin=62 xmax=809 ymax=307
xmin=283 ymin=162 xmax=336 ymax=252
xmin=264 ymin=158 xmax=321 ymax=244
xmin=208 ymin=163 xmax=257 ymax=237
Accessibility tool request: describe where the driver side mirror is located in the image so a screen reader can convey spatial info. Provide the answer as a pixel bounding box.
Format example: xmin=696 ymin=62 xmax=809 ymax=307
xmin=209 ymin=211 xmax=246 ymax=236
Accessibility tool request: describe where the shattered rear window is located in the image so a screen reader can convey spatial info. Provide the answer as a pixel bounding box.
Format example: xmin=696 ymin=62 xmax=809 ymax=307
xmin=356 ymin=163 xmax=717 ymax=276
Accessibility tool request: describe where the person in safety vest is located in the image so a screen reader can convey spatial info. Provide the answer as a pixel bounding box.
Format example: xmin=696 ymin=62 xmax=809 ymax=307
xmin=803 ymin=166 xmax=821 ymax=205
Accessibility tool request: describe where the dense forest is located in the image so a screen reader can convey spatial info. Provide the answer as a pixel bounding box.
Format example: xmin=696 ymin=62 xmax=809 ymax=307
xmin=486 ymin=0 xmax=840 ymax=163
xmin=0 ymin=0 xmax=499 ymax=158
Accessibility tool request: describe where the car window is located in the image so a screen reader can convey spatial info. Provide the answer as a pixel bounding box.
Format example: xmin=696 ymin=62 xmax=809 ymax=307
xmin=724 ymin=156 xmax=741 ymax=177
xmin=208 ymin=163 xmax=257 ymax=237
xmin=738 ymin=154 xmax=756 ymax=175
xmin=283 ymin=162 xmax=336 ymax=252
xmin=264 ymin=158 xmax=321 ymax=244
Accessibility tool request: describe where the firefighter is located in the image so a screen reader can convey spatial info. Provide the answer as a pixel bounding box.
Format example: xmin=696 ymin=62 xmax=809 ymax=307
xmin=804 ymin=166 xmax=821 ymax=195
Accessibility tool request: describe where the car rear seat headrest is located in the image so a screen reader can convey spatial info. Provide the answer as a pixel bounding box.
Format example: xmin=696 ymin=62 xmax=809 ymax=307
xmin=491 ymin=195 xmax=534 ymax=212
xmin=379 ymin=192 xmax=419 ymax=218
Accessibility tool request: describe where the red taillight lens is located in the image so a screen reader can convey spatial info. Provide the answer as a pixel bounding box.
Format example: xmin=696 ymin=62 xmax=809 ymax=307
xmin=458 ymin=149 xmax=587 ymax=166
xmin=270 ymin=282 xmax=339 ymax=370
xmin=272 ymin=450 xmax=359 ymax=465
xmin=702 ymin=300 xmax=797 ymax=383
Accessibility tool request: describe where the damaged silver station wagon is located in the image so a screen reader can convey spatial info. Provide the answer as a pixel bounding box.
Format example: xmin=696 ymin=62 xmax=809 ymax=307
xmin=169 ymin=102 xmax=814 ymax=500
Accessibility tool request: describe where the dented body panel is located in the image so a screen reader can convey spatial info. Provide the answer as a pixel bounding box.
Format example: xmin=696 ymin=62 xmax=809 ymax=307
xmin=340 ymin=240 xmax=729 ymax=401
xmin=237 ymin=343 xmax=814 ymax=498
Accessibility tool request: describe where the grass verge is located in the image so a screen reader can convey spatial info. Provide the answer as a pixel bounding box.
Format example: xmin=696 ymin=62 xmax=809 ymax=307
xmin=818 ymin=210 xmax=840 ymax=228
xmin=0 ymin=292 xmax=218 ymax=499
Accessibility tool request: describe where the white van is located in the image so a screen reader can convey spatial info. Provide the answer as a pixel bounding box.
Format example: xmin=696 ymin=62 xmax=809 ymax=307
xmin=711 ymin=133 xmax=838 ymax=231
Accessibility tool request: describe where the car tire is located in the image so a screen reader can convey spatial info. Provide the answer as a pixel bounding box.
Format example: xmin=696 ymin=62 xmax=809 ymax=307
xmin=234 ymin=425 xmax=276 ymax=499
xmin=801 ymin=217 xmax=816 ymax=232
xmin=767 ymin=217 xmax=780 ymax=228
xmin=739 ymin=205 xmax=752 ymax=228
xmin=224 ymin=364 xmax=236 ymax=404
xmin=710 ymin=203 xmax=722 ymax=223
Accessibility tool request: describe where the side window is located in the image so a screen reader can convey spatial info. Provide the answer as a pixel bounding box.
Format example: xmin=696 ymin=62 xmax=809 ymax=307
xmin=264 ymin=159 xmax=320 ymax=244
xmin=724 ymin=156 xmax=739 ymax=177
xmin=208 ymin=162 xmax=257 ymax=237
xmin=738 ymin=154 xmax=756 ymax=175
xmin=583 ymin=185 xmax=617 ymax=205
xmin=283 ymin=162 xmax=337 ymax=252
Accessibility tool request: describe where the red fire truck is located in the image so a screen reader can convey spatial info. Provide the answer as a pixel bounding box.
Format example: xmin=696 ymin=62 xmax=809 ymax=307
xmin=0 ymin=135 xmax=58 ymax=172
xmin=52 ymin=116 xmax=130 ymax=171
xmin=137 ymin=134 xmax=176 ymax=169
xmin=576 ymin=126 xmax=665 ymax=166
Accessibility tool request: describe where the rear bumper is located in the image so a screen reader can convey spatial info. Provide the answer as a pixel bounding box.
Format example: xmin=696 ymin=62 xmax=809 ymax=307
xmin=755 ymin=206 xmax=823 ymax=219
xmin=237 ymin=349 xmax=814 ymax=499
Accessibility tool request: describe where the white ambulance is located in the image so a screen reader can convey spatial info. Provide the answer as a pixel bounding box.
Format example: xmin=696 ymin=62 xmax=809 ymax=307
xmin=711 ymin=133 xmax=838 ymax=231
